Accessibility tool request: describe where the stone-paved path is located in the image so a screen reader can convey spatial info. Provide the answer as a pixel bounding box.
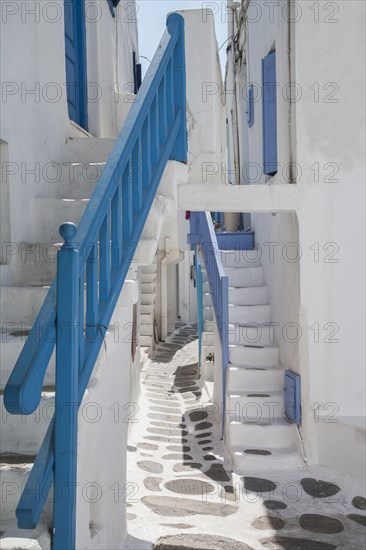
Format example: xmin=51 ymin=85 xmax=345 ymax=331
xmin=126 ymin=324 xmax=366 ymax=550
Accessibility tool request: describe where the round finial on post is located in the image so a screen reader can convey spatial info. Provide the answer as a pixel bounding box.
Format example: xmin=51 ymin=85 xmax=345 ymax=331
xmin=59 ymin=222 xmax=77 ymax=248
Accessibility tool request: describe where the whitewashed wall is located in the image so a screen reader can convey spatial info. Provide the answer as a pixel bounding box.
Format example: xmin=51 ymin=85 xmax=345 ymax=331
xmin=0 ymin=0 xmax=138 ymax=257
xmin=228 ymin=0 xmax=365 ymax=478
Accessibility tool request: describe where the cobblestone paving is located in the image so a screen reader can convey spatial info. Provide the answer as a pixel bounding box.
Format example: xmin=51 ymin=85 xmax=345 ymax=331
xmin=126 ymin=325 xmax=366 ymax=550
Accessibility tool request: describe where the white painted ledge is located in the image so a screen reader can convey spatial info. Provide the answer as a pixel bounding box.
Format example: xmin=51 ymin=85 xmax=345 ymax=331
xmin=178 ymin=183 xmax=300 ymax=213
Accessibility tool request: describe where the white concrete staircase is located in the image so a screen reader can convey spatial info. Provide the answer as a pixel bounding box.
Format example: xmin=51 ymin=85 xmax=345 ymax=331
xmin=140 ymin=261 xmax=158 ymax=351
xmin=0 ymin=137 xmax=186 ymax=545
xmin=220 ymin=249 xmax=303 ymax=472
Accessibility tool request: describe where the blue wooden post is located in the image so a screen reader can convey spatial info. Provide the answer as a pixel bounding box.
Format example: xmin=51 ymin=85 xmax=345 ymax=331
xmin=54 ymin=223 xmax=79 ymax=550
xmin=167 ymin=13 xmax=187 ymax=163
xmin=195 ymin=253 xmax=203 ymax=368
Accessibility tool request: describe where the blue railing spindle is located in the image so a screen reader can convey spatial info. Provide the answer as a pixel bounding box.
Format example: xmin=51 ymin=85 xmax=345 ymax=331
xmin=166 ymin=59 xmax=174 ymax=126
xmin=189 ymin=212 xmax=229 ymax=434
xmin=4 ymin=13 xmax=187 ymax=543
xmin=132 ymin=138 xmax=142 ymax=215
xmin=158 ymin=76 xmax=168 ymax=144
xmin=150 ymin=95 xmax=159 ymax=165
xmin=86 ymin=242 xmax=99 ymax=340
xmin=99 ymin=208 xmax=111 ymax=302
xmin=111 ymin=183 xmax=122 ymax=269
xmin=122 ymin=162 xmax=133 ymax=244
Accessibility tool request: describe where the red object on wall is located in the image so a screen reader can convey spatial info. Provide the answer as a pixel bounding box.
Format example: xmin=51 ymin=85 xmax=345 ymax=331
xmin=185 ymin=210 xmax=191 ymax=220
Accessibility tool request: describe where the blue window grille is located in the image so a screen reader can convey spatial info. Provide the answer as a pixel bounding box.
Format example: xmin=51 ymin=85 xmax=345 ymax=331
xmin=284 ymin=370 xmax=301 ymax=425
xmin=246 ymin=84 xmax=254 ymax=127
xmin=262 ymin=51 xmax=278 ymax=175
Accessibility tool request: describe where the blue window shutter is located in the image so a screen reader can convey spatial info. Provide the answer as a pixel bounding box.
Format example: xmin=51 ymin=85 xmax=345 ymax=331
xmin=247 ymin=84 xmax=254 ymax=127
xmin=262 ymin=52 xmax=278 ymax=175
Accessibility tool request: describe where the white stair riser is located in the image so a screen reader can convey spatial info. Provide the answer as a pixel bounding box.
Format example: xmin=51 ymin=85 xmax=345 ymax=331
xmin=0 ymin=465 xmax=53 ymax=522
xmin=225 ymin=267 xmax=264 ymax=287
xmin=37 ymin=162 xmax=106 ymax=200
xmin=140 ymin=335 xmax=153 ymax=348
xmin=0 ymin=339 xmax=55 ymax=390
xmin=228 ymin=422 xmax=297 ymax=448
xmin=229 ymin=286 xmax=268 ymax=306
xmin=228 ymin=324 xmax=276 ymax=347
xmin=227 ymin=366 xmax=284 ymax=392
xmin=0 ymin=287 xmax=49 ymax=326
xmin=140 ymin=313 xmax=154 ymax=326
xmin=141 ymin=304 xmax=155 ymax=315
xmin=203 ymin=308 xmax=213 ymax=321
xmin=140 ymin=325 xmax=154 ymax=337
xmin=34 ymin=198 xmax=88 ymax=241
xmin=141 ymin=294 xmax=155 ymax=306
xmin=141 ymin=273 xmax=157 ymax=284
xmin=227 ymin=394 xmax=285 ymax=422
xmin=221 ymin=250 xmax=262 ymax=268
xmin=232 ymin=449 xmax=302 ymax=471
xmin=229 ymin=344 xmax=279 ymax=367
xmin=229 ymin=304 xmax=271 ymax=325
xmin=63 ymin=137 xmax=116 ymax=163
xmin=202 ymin=331 xmax=214 ymax=346
xmin=1 ymin=394 xmax=54 ymax=454
xmin=141 ymin=282 xmax=156 ymax=294
xmin=203 ymin=293 xmax=213 ymax=307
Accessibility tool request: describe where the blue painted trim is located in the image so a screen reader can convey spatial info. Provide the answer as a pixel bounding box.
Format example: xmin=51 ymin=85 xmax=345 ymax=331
xmin=190 ymin=212 xmax=229 ymax=436
xmin=262 ymin=51 xmax=277 ymax=175
xmin=284 ymin=370 xmax=301 ymax=425
xmin=216 ymin=231 xmax=255 ymax=251
xmin=195 ymin=253 xmax=203 ymax=367
xmin=5 ymin=13 xmax=187 ymax=539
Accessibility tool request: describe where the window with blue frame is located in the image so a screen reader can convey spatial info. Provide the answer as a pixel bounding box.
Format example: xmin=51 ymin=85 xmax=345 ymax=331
xmin=246 ymin=84 xmax=254 ymax=127
xmin=262 ymin=51 xmax=278 ymax=176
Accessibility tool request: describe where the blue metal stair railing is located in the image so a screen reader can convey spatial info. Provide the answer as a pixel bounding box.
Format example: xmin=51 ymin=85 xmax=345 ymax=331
xmin=194 ymin=252 xmax=203 ymax=367
xmin=4 ymin=13 xmax=187 ymax=550
xmin=189 ymin=212 xmax=229 ymax=433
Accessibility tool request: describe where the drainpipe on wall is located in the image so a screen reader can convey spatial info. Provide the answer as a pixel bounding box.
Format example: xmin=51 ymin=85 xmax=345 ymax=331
xmin=225 ymin=1 xmax=241 ymax=232
xmin=287 ymin=0 xmax=294 ymax=183
xmin=161 ymin=238 xmax=184 ymax=341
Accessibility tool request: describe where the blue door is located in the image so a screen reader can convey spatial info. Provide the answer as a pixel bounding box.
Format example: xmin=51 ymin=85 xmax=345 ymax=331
xmin=64 ymin=0 xmax=87 ymax=130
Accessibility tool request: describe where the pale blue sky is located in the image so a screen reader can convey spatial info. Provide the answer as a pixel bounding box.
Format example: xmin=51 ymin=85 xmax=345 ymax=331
xmin=136 ymin=1 xmax=228 ymax=77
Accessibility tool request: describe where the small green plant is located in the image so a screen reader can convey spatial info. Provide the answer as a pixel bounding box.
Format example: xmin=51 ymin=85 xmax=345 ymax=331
xmin=206 ymin=352 xmax=215 ymax=363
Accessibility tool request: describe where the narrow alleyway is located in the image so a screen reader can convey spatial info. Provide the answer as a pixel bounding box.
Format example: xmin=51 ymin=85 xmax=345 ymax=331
xmin=126 ymin=325 xmax=365 ymax=550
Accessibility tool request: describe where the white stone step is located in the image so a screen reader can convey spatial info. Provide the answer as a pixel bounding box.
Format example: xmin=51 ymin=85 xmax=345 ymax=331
xmin=140 ymin=335 xmax=153 ymax=348
xmin=0 ymin=286 xmax=49 ymax=326
xmin=227 ymin=418 xmax=298 ymax=448
xmin=228 ymin=304 xmax=271 ymax=325
xmin=227 ymin=364 xmax=284 ymax=393
xmin=141 ymin=304 xmax=155 ymax=315
xmin=0 ymin=524 xmax=51 ymax=550
xmin=202 ymin=331 xmax=214 ymax=346
xmin=141 ymin=282 xmax=156 ymax=295
xmin=140 ymin=313 xmax=153 ymax=326
xmin=62 ymin=137 xmax=116 ymax=163
xmin=141 ymin=272 xmax=157 ymax=284
xmin=230 ymin=444 xmax=303 ymax=471
xmin=203 ymin=293 xmax=213 ymax=307
xmin=0 ymin=460 xmax=34 ymax=523
xmin=0 ymin=330 xmax=55 ymax=390
xmin=220 ymin=249 xmax=261 ymax=268
xmin=7 ymin=243 xmax=59 ymax=286
xmin=140 ymin=325 xmax=154 ymax=337
xmin=229 ymin=344 xmax=279 ymax=367
xmin=203 ymin=307 xmax=213 ymax=321
xmin=142 ymin=264 xmax=157 ymax=275
xmin=228 ymin=323 xmax=276 ymax=347
xmin=34 ymin=197 xmax=88 ymax=242
xmin=229 ymin=286 xmax=268 ymax=306
xmin=141 ymin=293 xmax=156 ymax=306
xmin=226 ymin=390 xmax=285 ymax=422
xmin=36 ymin=161 xmax=106 ymax=200
xmin=1 ymin=392 xmax=54 ymax=454
xmin=224 ymin=266 xmax=264 ymax=287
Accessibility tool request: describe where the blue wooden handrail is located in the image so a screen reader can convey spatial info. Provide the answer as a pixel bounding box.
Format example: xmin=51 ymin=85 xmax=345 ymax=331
xmin=4 ymin=13 xmax=186 ymax=549
xmin=190 ymin=212 xmax=229 ymax=432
